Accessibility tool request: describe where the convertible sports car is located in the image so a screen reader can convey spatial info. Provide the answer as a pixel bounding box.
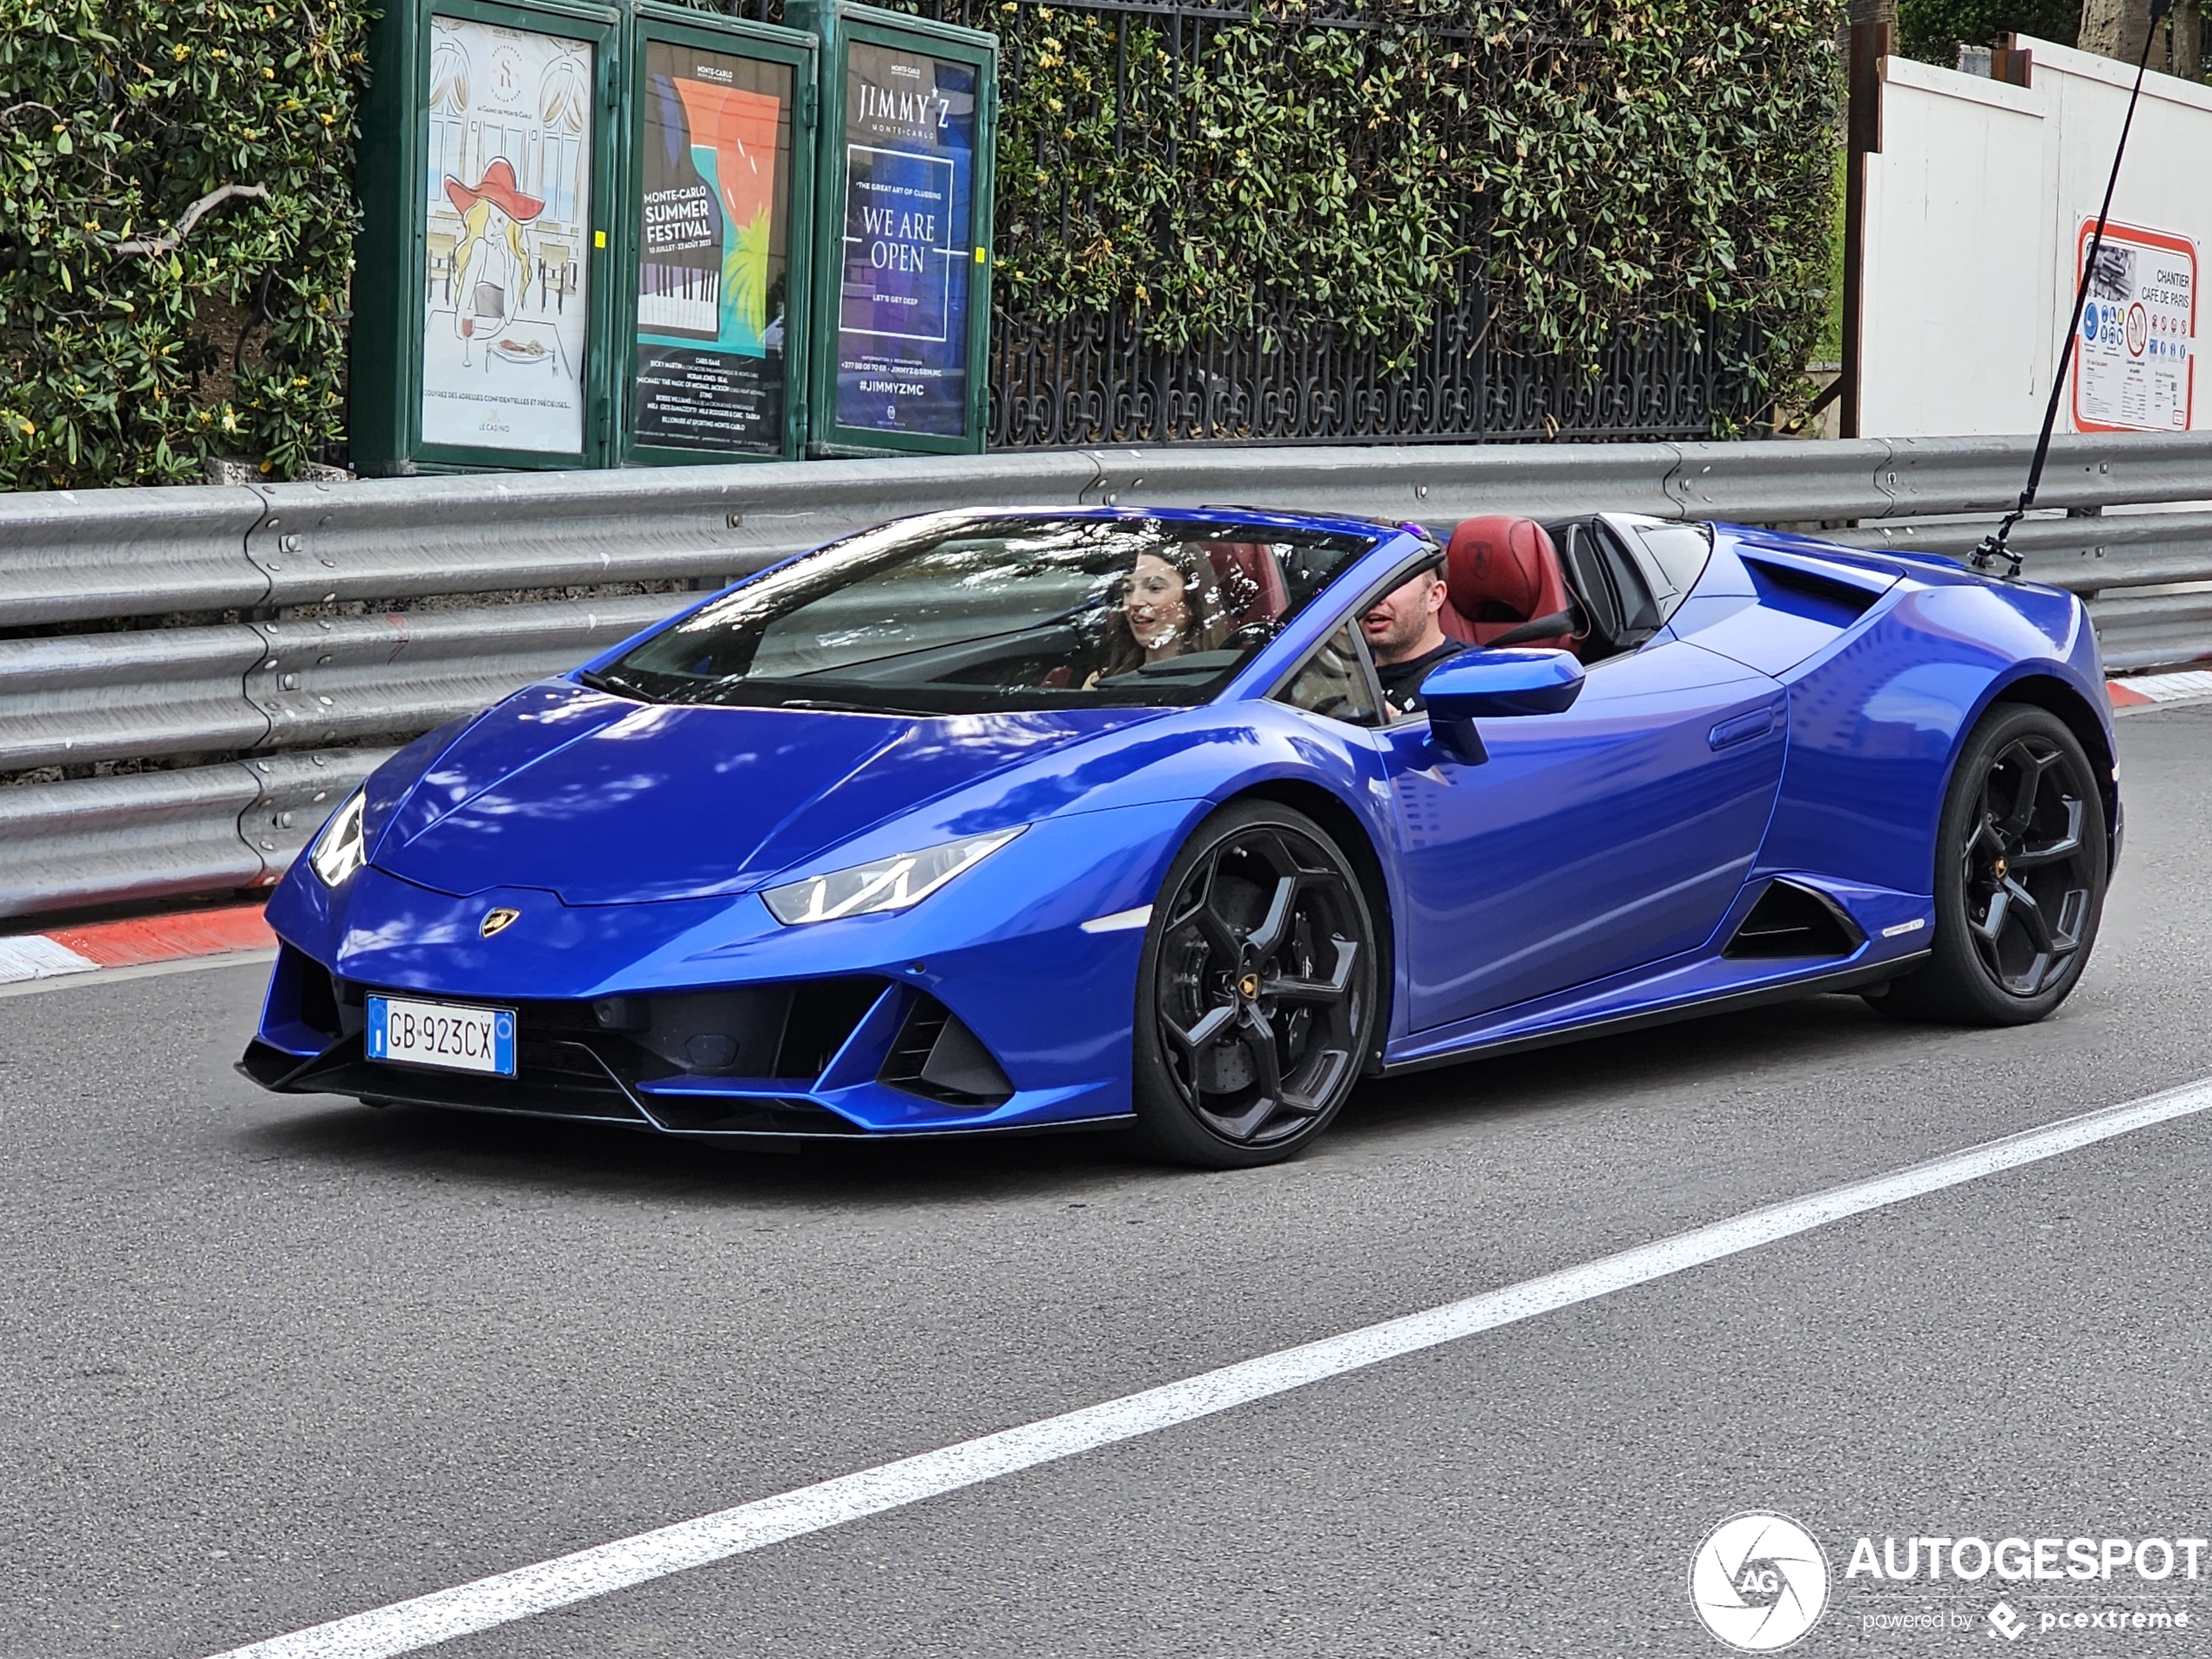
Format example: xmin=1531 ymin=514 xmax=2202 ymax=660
xmin=242 ymin=505 xmax=2117 ymax=1167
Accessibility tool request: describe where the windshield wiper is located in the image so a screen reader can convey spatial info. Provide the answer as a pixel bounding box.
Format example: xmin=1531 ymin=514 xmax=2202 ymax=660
xmin=777 ymin=697 xmax=940 ymax=717
xmin=577 ymin=668 xmax=654 ymax=701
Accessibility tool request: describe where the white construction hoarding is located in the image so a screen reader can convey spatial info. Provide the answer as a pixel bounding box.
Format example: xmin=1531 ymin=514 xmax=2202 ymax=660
xmin=1860 ymin=37 xmax=2208 ymax=438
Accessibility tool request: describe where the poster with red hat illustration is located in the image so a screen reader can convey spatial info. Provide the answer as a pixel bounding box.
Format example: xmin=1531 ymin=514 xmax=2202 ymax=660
xmin=419 ymin=19 xmax=594 ymax=455
xmin=448 ymin=158 xmax=543 ymax=223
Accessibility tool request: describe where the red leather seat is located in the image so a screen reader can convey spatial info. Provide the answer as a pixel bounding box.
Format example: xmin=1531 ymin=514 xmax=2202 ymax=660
xmin=1205 ymin=542 xmax=1290 ymax=625
xmin=1440 ymin=516 xmax=1581 ymax=651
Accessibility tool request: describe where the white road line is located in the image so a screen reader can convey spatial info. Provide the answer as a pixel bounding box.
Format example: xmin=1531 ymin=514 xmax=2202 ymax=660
xmin=206 ymin=1077 xmax=2212 ymax=1659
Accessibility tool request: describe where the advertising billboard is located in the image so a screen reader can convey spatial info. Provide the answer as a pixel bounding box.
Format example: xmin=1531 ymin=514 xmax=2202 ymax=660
xmin=418 ymin=17 xmax=596 ymax=455
xmin=632 ymin=42 xmax=798 ymax=455
xmin=350 ymin=0 xmax=981 ymax=473
xmin=833 ymin=37 xmax=980 ymax=440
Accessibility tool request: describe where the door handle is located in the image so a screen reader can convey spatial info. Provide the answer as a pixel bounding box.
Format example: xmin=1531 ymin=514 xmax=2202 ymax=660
xmin=1709 ymin=705 xmax=1778 ymax=752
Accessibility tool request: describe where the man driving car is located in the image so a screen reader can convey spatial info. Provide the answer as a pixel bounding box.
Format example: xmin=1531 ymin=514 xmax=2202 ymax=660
xmin=1361 ymin=556 xmax=1463 ymax=717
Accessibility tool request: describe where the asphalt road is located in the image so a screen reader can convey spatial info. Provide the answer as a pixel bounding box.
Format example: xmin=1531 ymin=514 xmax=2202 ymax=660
xmin=6 ymin=703 xmax=2212 ymax=1659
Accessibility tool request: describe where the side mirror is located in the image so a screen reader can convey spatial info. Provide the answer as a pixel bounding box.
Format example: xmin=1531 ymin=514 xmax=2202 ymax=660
xmin=1420 ymin=649 xmax=1586 ymax=765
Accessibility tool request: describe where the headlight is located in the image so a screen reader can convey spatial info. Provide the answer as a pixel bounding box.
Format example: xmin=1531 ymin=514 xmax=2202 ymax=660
xmin=307 ymin=788 xmax=369 ymax=888
xmin=762 ymin=828 xmax=1024 ymax=926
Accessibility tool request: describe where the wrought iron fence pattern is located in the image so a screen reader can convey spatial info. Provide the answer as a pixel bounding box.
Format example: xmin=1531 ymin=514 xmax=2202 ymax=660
xmin=729 ymin=0 xmax=1784 ymax=447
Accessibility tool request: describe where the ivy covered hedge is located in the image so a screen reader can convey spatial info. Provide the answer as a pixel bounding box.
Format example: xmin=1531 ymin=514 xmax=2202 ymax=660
xmin=3 ymin=0 xmax=1839 ymax=486
xmin=0 ymin=0 xmax=369 ymax=489
xmin=991 ymin=0 xmax=1844 ymax=428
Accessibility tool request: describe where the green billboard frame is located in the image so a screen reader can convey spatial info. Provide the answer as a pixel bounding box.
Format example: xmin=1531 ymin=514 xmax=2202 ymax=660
xmin=617 ymin=3 xmax=819 ymax=466
xmin=794 ymin=1 xmax=998 ymax=459
xmin=351 ymin=0 xmax=625 ymax=475
xmin=352 ymin=0 xmax=996 ymax=473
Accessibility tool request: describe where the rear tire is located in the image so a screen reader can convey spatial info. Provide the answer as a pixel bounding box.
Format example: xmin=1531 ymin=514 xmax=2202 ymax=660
xmin=1868 ymin=704 xmax=2107 ymax=1026
xmin=1131 ymin=801 xmax=1378 ymax=1169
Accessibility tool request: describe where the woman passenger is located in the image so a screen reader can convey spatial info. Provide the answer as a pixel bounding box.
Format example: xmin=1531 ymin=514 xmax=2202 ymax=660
xmin=1088 ymin=547 xmax=1224 ymax=685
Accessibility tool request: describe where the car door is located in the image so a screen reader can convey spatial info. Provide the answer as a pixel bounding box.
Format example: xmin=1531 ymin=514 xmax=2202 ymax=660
xmin=1380 ymin=637 xmax=1788 ymax=1032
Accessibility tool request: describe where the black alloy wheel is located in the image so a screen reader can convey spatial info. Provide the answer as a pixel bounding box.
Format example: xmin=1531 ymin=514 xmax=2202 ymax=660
xmin=1870 ymin=704 xmax=2107 ymax=1026
xmin=1132 ymin=800 xmax=1377 ymax=1168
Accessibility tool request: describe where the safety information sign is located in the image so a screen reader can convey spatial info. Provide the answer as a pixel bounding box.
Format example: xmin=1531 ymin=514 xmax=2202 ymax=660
xmin=2072 ymin=219 xmax=2197 ymax=434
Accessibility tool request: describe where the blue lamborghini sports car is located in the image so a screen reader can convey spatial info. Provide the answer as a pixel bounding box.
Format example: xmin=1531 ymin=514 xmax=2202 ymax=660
xmin=242 ymin=506 xmax=2118 ymax=1167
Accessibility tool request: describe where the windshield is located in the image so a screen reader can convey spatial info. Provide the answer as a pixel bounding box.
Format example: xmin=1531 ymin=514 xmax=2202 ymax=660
xmin=589 ymin=513 xmax=1380 ymax=713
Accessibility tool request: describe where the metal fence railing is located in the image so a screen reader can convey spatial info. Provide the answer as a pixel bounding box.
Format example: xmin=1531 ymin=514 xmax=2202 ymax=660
xmin=735 ymin=0 xmax=1794 ymax=446
xmin=3 ymin=430 xmax=2209 ymax=921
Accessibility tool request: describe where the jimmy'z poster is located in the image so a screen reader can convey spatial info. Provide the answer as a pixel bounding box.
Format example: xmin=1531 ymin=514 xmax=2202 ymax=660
xmin=633 ymin=44 xmax=793 ymax=454
xmin=833 ymin=41 xmax=977 ymax=439
xmin=420 ymin=20 xmax=593 ymax=454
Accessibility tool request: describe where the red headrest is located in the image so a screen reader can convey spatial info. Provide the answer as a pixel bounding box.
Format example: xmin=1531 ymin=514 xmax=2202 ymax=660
xmin=1440 ymin=516 xmax=1576 ymax=650
xmin=1205 ymin=542 xmax=1290 ymax=625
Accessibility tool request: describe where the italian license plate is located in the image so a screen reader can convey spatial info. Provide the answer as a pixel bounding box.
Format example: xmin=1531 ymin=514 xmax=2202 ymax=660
xmin=366 ymin=995 xmax=516 ymax=1076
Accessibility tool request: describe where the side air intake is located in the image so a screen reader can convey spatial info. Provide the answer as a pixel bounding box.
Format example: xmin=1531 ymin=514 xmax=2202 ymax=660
xmin=879 ymin=995 xmax=1015 ymax=1107
xmin=1723 ymin=880 xmax=1865 ymax=960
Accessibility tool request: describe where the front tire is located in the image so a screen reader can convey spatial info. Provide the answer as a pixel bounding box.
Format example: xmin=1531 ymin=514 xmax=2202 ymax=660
xmin=1870 ymin=704 xmax=2107 ymax=1025
xmin=1132 ymin=801 xmax=1378 ymax=1168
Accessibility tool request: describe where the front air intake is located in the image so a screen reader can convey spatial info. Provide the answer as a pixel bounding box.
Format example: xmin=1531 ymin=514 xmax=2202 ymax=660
xmin=583 ymin=976 xmax=887 ymax=1080
xmin=1723 ymin=880 xmax=1865 ymax=960
xmin=879 ymin=995 xmax=1015 ymax=1107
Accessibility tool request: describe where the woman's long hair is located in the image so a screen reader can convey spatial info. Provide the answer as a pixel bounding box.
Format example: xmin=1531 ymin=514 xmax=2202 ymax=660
xmin=1092 ymin=545 xmax=1225 ymax=680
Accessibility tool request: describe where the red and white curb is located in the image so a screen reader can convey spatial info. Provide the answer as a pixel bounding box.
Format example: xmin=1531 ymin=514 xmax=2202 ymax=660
xmin=0 ymin=905 xmax=274 ymax=988
xmin=2109 ymin=670 xmax=2212 ymax=711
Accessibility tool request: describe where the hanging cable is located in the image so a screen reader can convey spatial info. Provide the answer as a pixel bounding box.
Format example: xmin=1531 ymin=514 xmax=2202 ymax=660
xmin=1972 ymin=0 xmax=2173 ymax=579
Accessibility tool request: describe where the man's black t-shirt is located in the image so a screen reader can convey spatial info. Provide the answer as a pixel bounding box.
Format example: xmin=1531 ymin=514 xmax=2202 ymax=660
xmin=1372 ymin=640 xmax=1465 ymax=718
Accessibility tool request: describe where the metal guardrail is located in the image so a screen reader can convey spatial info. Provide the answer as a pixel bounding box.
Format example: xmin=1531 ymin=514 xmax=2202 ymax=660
xmin=0 ymin=746 xmax=387 ymax=920
xmin=3 ymin=431 xmax=2209 ymax=921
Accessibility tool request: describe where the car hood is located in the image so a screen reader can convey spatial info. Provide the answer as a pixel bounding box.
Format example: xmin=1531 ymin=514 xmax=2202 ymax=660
xmin=370 ymin=684 xmax=1170 ymax=905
